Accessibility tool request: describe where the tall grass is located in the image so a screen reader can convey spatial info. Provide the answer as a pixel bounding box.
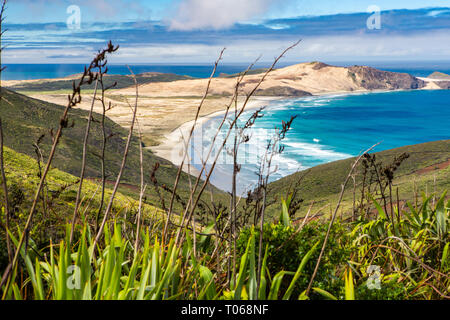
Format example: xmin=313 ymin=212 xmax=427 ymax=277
xmin=3 ymin=189 xmax=446 ymax=300
xmin=2 ymin=222 xmax=320 ymax=300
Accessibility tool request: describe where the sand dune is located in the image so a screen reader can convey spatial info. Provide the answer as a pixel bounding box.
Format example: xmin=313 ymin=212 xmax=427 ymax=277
xmin=113 ymin=62 xmax=424 ymax=98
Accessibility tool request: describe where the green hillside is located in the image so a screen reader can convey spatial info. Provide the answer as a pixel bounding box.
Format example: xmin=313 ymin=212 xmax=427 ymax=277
xmin=0 ymin=145 xmax=163 ymax=220
xmin=0 ymin=88 xmax=227 ymax=210
xmin=218 ymin=68 xmax=269 ymax=78
xmin=428 ymin=71 xmax=450 ymax=80
xmin=4 ymin=73 xmax=192 ymax=92
xmin=0 ymin=146 xmax=164 ymax=266
xmin=267 ymin=140 xmax=450 ymax=219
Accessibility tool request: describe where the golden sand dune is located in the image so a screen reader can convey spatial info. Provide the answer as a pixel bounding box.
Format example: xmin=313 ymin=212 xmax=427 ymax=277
xmin=113 ymin=61 xmax=425 ymax=98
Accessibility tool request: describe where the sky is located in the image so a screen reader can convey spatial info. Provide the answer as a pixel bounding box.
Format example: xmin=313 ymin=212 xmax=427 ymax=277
xmin=7 ymin=0 xmax=450 ymax=23
xmin=3 ymin=0 xmax=450 ymax=64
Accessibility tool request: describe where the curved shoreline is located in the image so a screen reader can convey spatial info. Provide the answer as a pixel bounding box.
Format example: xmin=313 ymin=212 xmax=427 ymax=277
xmin=149 ymin=97 xmax=285 ymax=176
xmin=150 ymin=86 xmax=444 ymax=177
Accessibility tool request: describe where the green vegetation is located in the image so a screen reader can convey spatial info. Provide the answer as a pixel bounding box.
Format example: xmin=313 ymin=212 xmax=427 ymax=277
xmin=0 ymin=88 xmax=163 ymax=184
xmin=1 ymin=87 xmax=448 ymax=300
xmin=254 ymin=86 xmax=312 ymax=97
xmin=267 ymin=140 xmax=450 ymax=219
xmin=239 ymin=191 xmax=450 ymax=300
xmin=2 ymin=223 xmax=318 ymax=300
xmin=237 ymin=221 xmax=349 ymax=299
xmin=0 ymin=146 xmax=164 ymax=271
xmin=2 ymin=191 xmax=448 ymax=300
xmin=0 ymin=88 xmax=227 ymax=210
xmin=428 ymin=72 xmax=450 ymax=80
xmin=219 ymin=68 xmax=270 ymax=78
xmin=5 ymin=73 xmax=192 ymax=92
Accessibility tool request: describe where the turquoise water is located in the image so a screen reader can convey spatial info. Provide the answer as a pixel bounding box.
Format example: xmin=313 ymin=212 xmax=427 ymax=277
xmin=193 ymin=90 xmax=450 ymax=193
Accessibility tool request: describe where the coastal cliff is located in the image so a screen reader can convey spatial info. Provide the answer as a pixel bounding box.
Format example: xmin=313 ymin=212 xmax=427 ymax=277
xmin=347 ymin=66 xmax=426 ymax=90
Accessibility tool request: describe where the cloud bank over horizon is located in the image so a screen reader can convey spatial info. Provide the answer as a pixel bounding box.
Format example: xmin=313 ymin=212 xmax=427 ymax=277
xmin=3 ymin=7 xmax=450 ymax=64
xmin=168 ymin=0 xmax=276 ymax=30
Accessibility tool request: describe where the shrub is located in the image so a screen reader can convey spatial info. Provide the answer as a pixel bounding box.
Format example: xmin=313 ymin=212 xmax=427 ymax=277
xmin=356 ymin=276 xmax=408 ymax=300
xmin=8 ymin=183 xmax=25 ymax=214
xmin=0 ymin=233 xmax=9 ymax=272
xmin=237 ymin=221 xmax=350 ymax=299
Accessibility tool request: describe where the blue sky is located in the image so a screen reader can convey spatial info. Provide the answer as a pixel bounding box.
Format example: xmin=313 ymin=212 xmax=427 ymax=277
xmin=3 ymin=1 xmax=450 ymax=64
xmin=7 ymin=0 xmax=450 ymax=23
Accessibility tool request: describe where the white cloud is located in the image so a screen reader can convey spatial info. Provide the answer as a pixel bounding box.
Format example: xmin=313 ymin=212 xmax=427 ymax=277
xmin=4 ymin=30 xmax=450 ymax=64
xmin=427 ymin=9 xmax=450 ymax=17
xmin=264 ymin=23 xmax=291 ymax=30
xmin=298 ymin=31 xmax=450 ymax=60
xmin=168 ymin=0 xmax=275 ymax=30
xmin=108 ymin=31 xmax=450 ymax=63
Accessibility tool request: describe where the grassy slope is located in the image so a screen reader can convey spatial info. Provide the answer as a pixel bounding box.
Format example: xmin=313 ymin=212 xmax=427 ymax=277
xmin=428 ymin=72 xmax=450 ymax=80
xmin=4 ymin=73 xmax=192 ymax=92
xmin=218 ymin=68 xmax=269 ymax=78
xmin=267 ymin=140 xmax=450 ymax=219
xmin=0 ymin=88 xmax=227 ymax=210
xmin=0 ymin=146 xmax=163 ymax=240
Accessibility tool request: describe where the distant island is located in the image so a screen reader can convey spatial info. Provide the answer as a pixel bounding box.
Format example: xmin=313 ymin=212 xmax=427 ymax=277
xmin=428 ymin=71 xmax=450 ymax=80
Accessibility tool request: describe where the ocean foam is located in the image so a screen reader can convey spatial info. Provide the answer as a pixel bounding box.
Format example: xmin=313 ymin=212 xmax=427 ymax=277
xmin=284 ymin=142 xmax=352 ymax=160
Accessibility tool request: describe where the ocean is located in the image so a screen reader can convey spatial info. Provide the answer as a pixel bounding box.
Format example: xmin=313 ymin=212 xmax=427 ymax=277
xmin=1 ymin=64 xmax=269 ymax=80
xmin=193 ymin=90 xmax=450 ymax=193
xmin=3 ymin=62 xmax=450 ymax=80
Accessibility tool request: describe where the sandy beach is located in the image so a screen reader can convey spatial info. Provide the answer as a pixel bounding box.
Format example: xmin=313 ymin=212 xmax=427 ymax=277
xmin=150 ymin=97 xmax=284 ymax=176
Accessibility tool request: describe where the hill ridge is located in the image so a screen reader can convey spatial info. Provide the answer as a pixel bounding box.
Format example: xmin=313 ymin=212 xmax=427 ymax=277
xmin=266 ymin=140 xmax=450 ymax=218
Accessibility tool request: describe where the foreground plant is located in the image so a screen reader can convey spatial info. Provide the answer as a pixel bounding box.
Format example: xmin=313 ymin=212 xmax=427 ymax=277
xmin=1 ymin=189 xmax=448 ymax=300
xmin=349 ymin=191 xmax=450 ymax=299
xmin=0 ymin=41 xmax=120 ymax=297
xmin=5 ymin=224 xmax=201 ymax=300
xmin=3 ymin=222 xmax=318 ymax=300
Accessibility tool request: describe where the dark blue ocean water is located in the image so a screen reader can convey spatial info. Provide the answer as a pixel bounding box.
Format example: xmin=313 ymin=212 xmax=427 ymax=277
xmin=195 ymin=90 xmax=450 ymax=193
xmin=3 ymin=62 xmax=450 ymax=80
xmin=1 ymin=64 xmax=269 ymax=80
